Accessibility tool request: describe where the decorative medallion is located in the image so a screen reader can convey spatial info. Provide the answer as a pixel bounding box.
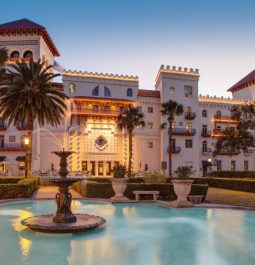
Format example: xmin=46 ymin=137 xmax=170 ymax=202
xmin=95 ymin=136 xmax=107 ymax=151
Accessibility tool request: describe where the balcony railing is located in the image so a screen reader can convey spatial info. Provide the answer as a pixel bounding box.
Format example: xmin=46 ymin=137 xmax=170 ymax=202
xmin=202 ymin=147 xmax=212 ymax=154
xmin=215 ymin=148 xmax=240 ymax=156
xmin=16 ymin=123 xmax=28 ymax=130
xmin=71 ymin=107 xmax=124 ymax=117
xmin=172 ymin=128 xmax=196 ymax=136
xmin=0 ymin=143 xmax=26 ymax=151
xmin=185 ymin=112 xmax=196 ymax=120
xmin=244 ymin=149 xmax=253 ymax=156
xmin=201 ymin=130 xmax=211 ymax=137
xmin=167 ymin=146 xmax=181 ymax=154
xmin=212 ymin=129 xmax=223 ymax=137
xmin=213 ymin=115 xmax=237 ymax=123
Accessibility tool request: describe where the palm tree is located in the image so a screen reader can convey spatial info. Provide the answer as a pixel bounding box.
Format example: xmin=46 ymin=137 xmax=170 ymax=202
xmin=161 ymin=100 xmax=184 ymax=177
xmin=0 ymin=59 xmax=67 ymax=177
xmin=117 ymin=106 xmax=145 ymax=177
xmin=0 ymin=47 xmax=8 ymax=80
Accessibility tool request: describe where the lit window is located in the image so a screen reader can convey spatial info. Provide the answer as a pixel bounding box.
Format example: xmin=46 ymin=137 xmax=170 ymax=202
xmin=169 ymin=87 xmax=175 ymax=94
xmin=186 ymin=121 xmax=192 ymax=130
xmin=23 ymin=50 xmax=33 ymax=59
xmin=231 ymin=160 xmax=235 ymax=171
xmin=127 ymin=88 xmax=133 ymax=97
xmin=104 ymin=86 xmax=111 ymax=97
xmin=92 ymin=105 xmax=98 ymax=112
xmin=185 ymin=139 xmax=193 ymax=148
xmin=104 ymin=106 xmax=110 ymax=112
xmin=9 ymin=136 xmax=16 ymax=142
xmin=148 ymin=107 xmax=153 ymax=113
xmin=147 ymin=142 xmax=153 ymax=148
xmin=10 ymin=51 xmax=19 ymax=58
xmin=92 ymin=86 xmax=99 ymax=96
xmin=244 ymin=160 xmax=249 ymax=171
xmin=184 ymin=86 xmax=193 ymax=98
xmin=147 ymin=122 xmax=153 ymax=129
xmin=69 ymin=83 xmax=76 ymax=93
xmin=202 ymin=109 xmax=207 ymax=117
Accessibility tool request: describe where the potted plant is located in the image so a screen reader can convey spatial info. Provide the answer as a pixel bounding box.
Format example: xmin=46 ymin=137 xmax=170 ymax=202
xmin=110 ymin=164 xmax=129 ymax=202
xmin=170 ymin=166 xmax=196 ymax=207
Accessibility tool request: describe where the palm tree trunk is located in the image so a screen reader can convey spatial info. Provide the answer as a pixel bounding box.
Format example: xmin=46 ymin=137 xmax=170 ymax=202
xmin=168 ymin=121 xmax=173 ymax=177
xmin=26 ymin=115 xmax=34 ymax=178
xmin=128 ymin=129 xmax=133 ymax=178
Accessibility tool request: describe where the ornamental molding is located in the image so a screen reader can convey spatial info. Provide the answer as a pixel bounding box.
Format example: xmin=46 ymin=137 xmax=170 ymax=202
xmin=0 ymin=40 xmax=38 ymax=46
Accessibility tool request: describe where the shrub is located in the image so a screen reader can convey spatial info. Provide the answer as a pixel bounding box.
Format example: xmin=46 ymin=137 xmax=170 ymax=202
xmin=112 ymin=164 xmax=127 ymax=178
xmin=211 ymin=171 xmax=255 ymax=178
xmin=0 ymin=177 xmax=21 ymax=184
xmin=174 ymin=166 xmax=196 ymax=179
xmin=143 ymin=172 xmax=167 ymax=183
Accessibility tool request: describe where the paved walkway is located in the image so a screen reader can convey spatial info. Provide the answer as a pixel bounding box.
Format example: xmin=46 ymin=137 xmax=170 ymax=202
xmin=33 ymin=186 xmax=83 ymax=199
xmin=207 ymin=188 xmax=255 ymax=208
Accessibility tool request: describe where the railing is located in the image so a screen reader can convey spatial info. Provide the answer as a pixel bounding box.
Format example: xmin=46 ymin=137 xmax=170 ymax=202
xmin=212 ymin=129 xmax=223 ymax=137
xmin=16 ymin=123 xmax=28 ymax=130
xmin=185 ymin=112 xmax=196 ymax=120
xmin=167 ymin=146 xmax=181 ymax=154
xmin=71 ymin=107 xmax=124 ymax=116
xmin=213 ymin=115 xmax=237 ymax=123
xmin=244 ymin=149 xmax=253 ymax=156
xmin=215 ymin=148 xmax=240 ymax=155
xmin=0 ymin=143 xmax=26 ymax=151
xmin=202 ymin=147 xmax=212 ymax=154
xmin=172 ymin=128 xmax=196 ymax=136
xmin=201 ymin=130 xmax=212 ymax=137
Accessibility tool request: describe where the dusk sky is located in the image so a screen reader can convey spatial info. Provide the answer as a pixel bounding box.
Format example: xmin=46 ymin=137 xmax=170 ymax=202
xmin=1 ymin=0 xmax=255 ymax=96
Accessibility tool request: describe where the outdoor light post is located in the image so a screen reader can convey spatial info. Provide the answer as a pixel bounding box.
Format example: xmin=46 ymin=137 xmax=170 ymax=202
xmin=24 ymin=137 xmax=29 ymax=178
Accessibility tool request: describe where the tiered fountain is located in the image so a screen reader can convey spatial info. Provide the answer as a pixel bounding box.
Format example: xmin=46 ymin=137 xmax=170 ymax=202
xmin=21 ymin=150 xmax=106 ymax=233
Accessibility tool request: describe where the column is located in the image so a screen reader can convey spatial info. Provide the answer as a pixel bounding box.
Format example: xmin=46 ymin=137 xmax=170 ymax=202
xmin=95 ymin=161 xmax=98 ymax=177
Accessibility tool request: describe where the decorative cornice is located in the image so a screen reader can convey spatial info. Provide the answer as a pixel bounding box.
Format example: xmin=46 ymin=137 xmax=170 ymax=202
xmin=198 ymin=94 xmax=250 ymax=105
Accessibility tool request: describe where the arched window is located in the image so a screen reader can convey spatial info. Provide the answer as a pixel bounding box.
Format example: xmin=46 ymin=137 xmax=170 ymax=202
xmin=127 ymin=88 xmax=133 ymax=97
xmin=92 ymin=86 xmax=99 ymax=96
xmin=202 ymin=109 xmax=207 ymax=117
xmin=169 ymin=87 xmax=175 ymax=94
xmin=23 ymin=50 xmax=33 ymax=59
xmin=10 ymin=51 xmax=19 ymax=58
xmin=104 ymin=86 xmax=111 ymax=97
xmin=69 ymin=83 xmax=76 ymax=93
xmin=216 ymin=110 xmax=221 ymax=118
xmin=202 ymin=141 xmax=207 ymax=151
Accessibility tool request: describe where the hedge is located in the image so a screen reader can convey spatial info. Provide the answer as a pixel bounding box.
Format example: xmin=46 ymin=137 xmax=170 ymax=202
xmin=73 ymin=181 xmax=208 ymax=201
xmin=211 ymin=171 xmax=255 ymax=178
xmin=0 ymin=178 xmax=38 ymax=199
xmin=86 ymin=177 xmax=145 ymax=183
xmin=0 ymin=177 xmax=22 ymax=184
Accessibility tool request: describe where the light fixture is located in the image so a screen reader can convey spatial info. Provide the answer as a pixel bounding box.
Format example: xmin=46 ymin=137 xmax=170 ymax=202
xmin=24 ymin=137 xmax=29 ymax=145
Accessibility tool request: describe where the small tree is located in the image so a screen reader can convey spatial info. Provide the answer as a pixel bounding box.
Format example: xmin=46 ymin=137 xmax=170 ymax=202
xmin=161 ymin=100 xmax=184 ymax=177
xmin=174 ymin=166 xmax=196 ymax=180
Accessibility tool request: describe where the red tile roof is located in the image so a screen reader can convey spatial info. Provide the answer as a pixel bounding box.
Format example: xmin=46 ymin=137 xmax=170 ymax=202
xmin=0 ymin=19 xmax=59 ymax=57
xmin=137 ymin=89 xmax=160 ymax=98
xmin=228 ymin=70 xmax=255 ymax=92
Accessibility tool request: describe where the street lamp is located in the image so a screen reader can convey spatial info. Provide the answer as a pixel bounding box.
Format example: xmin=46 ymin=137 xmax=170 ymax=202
xmin=24 ymin=137 xmax=29 ymax=178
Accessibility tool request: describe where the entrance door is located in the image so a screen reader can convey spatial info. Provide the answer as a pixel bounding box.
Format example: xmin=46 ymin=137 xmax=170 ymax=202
xmin=90 ymin=161 xmax=95 ymax=176
xmin=106 ymin=162 xmax=111 ymax=175
xmin=98 ymin=161 xmax=104 ymax=176
xmin=202 ymin=164 xmax=207 ymax=176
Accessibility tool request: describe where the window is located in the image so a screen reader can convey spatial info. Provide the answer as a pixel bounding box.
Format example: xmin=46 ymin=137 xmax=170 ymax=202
xmin=216 ymin=125 xmax=221 ymax=130
xmin=9 ymin=136 xmax=16 ymax=142
xmin=179 ymin=122 xmax=183 ymax=126
xmin=231 ymin=160 xmax=236 ymax=171
xmin=202 ymin=109 xmax=207 ymax=117
xmin=0 ymin=135 xmax=4 ymax=148
xmin=171 ymin=139 xmax=176 ymax=149
xmin=147 ymin=142 xmax=153 ymax=148
xmin=186 ymin=121 xmax=192 ymax=130
xmin=104 ymin=86 xmax=111 ymax=97
xmin=127 ymin=88 xmax=133 ymax=97
xmin=137 ymin=106 xmax=142 ymax=113
xmin=215 ymin=110 xmax=221 ymax=118
xmin=202 ymin=125 xmax=208 ymax=134
xmin=148 ymin=107 xmax=153 ymax=113
xmin=147 ymin=122 xmax=153 ymax=129
xmin=185 ymin=139 xmax=193 ymax=148
xmin=69 ymin=83 xmax=76 ymax=93
xmin=216 ymin=160 xmax=222 ymax=171
xmin=10 ymin=51 xmax=19 ymax=58
xmin=169 ymin=87 xmax=175 ymax=94
xmin=104 ymin=106 xmax=110 ymax=112
xmin=92 ymin=86 xmax=99 ymax=96
xmin=119 ymin=106 xmax=124 ymax=113
xmin=92 ymin=105 xmax=98 ymax=112
xmin=244 ymin=160 xmax=249 ymax=171
xmin=184 ymin=86 xmax=193 ymax=98
xmin=23 ymin=50 xmax=33 ymax=59
xmin=202 ymin=141 xmax=207 ymax=152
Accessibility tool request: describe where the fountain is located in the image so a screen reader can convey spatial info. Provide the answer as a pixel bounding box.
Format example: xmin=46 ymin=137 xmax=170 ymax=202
xmin=21 ymin=150 xmax=106 ymax=233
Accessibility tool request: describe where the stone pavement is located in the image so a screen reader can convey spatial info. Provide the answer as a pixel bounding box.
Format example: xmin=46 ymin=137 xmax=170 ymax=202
xmin=33 ymin=186 xmax=83 ymax=199
xmin=206 ymin=188 xmax=255 ymax=208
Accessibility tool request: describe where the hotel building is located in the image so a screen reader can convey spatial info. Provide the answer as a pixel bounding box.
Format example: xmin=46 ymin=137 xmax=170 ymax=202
xmin=0 ymin=19 xmax=254 ymax=177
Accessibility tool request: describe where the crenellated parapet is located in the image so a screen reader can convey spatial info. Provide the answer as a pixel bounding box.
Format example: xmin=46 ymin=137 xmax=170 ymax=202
xmin=198 ymin=94 xmax=251 ymax=105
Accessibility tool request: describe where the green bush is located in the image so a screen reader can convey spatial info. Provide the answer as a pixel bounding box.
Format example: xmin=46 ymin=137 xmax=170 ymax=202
xmin=143 ymin=172 xmax=167 ymax=183
xmin=0 ymin=178 xmax=37 ymax=199
xmin=0 ymin=177 xmax=22 ymax=184
xmin=73 ymin=181 xmax=208 ymax=201
xmin=211 ymin=171 xmax=255 ymax=178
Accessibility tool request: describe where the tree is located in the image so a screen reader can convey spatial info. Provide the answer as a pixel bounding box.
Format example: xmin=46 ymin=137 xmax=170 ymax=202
xmin=214 ymin=104 xmax=255 ymax=154
xmin=117 ymin=106 xmax=145 ymax=177
xmin=161 ymin=100 xmax=184 ymax=177
xmin=0 ymin=59 xmax=67 ymax=177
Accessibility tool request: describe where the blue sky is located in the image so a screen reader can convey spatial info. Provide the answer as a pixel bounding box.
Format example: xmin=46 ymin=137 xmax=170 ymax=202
xmin=1 ymin=0 xmax=255 ymax=96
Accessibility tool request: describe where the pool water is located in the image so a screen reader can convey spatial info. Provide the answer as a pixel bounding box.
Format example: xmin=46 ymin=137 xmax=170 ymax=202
xmin=0 ymin=200 xmax=255 ymax=265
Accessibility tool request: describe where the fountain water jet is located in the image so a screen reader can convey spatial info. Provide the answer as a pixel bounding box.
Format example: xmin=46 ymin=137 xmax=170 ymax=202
xmin=21 ymin=150 xmax=106 ymax=233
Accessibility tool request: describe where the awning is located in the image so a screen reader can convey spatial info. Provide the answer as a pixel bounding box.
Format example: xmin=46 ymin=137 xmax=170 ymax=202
xmin=202 ymin=160 xmax=212 ymax=167
xmin=16 ymin=156 xmax=26 ymax=162
xmin=0 ymin=156 xmax=6 ymax=162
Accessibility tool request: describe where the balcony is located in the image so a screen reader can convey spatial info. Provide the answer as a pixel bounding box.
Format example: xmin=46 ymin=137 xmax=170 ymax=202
xmin=0 ymin=143 xmax=26 ymax=151
xmin=71 ymin=107 xmax=124 ymax=118
xmin=16 ymin=123 xmax=28 ymax=130
xmin=212 ymin=129 xmax=223 ymax=137
xmin=172 ymin=128 xmax=196 ymax=136
xmin=215 ymin=148 xmax=240 ymax=156
xmin=201 ymin=130 xmax=212 ymax=137
xmin=202 ymin=147 xmax=212 ymax=155
xmin=185 ymin=112 xmax=196 ymax=120
xmin=213 ymin=115 xmax=237 ymax=124
xmin=167 ymin=146 xmax=181 ymax=154
xmin=244 ymin=149 xmax=253 ymax=156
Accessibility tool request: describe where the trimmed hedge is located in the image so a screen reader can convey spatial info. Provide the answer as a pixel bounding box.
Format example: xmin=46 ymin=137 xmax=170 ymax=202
xmin=211 ymin=171 xmax=255 ymax=178
xmin=73 ymin=181 xmax=208 ymax=201
xmin=0 ymin=177 xmax=22 ymax=184
xmin=86 ymin=177 xmax=145 ymax=183
xmin=0 ymin=178 xmax=38 ymax=199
